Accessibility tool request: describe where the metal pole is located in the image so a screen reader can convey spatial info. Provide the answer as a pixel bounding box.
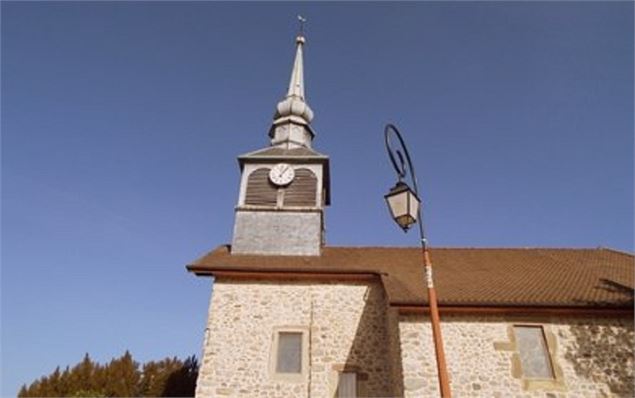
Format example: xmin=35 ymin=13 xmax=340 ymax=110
xmin=385 ymin=124 xmax=452 ymax=398
xmin=420 ymin=236 xmax=452 ymax=398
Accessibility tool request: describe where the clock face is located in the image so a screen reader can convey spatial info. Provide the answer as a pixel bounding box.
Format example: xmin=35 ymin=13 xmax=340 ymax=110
xmin=269 ymin=163 xmax=295 ymax=186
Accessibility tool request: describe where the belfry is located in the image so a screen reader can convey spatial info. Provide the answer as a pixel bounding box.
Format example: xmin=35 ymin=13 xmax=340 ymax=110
xmin=230 ymin=32 xmax=330 ymax=256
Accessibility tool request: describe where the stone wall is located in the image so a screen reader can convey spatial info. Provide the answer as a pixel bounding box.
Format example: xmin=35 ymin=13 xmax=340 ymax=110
xmin=197 ymin=278 xmax=633 ymax=397
xmin=196 ymin=280 xmax=399 ymax=398
xmin=398 ymin=314 xmax=634 ymax=397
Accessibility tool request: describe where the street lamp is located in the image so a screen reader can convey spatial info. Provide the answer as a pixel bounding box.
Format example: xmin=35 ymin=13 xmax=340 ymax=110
xmin=383 ymin=123 xmax=452 ymax=398
xmin=384 ymin=181 xmax=420 ymax=232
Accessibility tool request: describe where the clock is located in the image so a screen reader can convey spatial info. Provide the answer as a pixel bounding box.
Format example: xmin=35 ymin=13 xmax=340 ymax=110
xmin=269 ymin=163 xmax=295 ymax=186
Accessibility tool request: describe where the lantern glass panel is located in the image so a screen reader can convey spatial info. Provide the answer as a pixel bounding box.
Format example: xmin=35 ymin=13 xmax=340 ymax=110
xmin=386 ymin=190 xmax=408 ymax=220
xmin=409 ymin=191 xmax=420 ymax=221
xmin=385 ymin=184 xmax=420 ymax=231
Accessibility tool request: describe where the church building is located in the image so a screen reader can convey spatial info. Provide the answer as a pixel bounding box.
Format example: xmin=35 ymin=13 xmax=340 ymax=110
xmin=187 ymin=31 xmax=634 ymax=398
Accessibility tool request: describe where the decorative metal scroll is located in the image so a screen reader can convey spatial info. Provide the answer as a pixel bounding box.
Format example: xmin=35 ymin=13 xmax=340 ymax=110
xmin=384 ymin=123 xmax=428 ymax=247
xmin=384 ymin=123 xmax=420 ymax=196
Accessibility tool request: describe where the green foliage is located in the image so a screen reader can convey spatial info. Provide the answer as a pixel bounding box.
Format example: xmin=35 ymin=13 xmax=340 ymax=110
xmin=18 ymin=351 xmax=198 ymax=397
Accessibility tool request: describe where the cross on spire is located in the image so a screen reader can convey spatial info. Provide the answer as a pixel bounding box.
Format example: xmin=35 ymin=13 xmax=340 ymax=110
xmin=298 ymin=15 xmax=307 ymax=35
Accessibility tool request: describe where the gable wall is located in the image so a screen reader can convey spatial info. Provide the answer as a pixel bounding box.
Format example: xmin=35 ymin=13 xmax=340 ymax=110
xmin=196 ymin=279 xmax=399 ymax=397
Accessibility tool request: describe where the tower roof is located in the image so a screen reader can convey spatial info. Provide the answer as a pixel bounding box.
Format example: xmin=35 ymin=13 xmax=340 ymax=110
xmin=273 ymin=35 xmax=314 ymax=126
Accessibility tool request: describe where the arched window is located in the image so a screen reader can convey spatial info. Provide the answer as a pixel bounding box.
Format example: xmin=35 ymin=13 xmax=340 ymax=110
xmin=244 ymin=168 xmax=277 ymax=206
xmin=284 ymin=168 xmax=317 ymax=207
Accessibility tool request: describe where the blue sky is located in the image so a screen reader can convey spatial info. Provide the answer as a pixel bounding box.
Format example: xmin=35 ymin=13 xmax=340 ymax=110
xmin=2 ymin=2 xmax=633 ymax=395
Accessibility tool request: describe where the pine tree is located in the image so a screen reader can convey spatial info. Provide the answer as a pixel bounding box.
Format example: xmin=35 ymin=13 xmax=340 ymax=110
xmin=103 ymin=350 xmax=140 ymax=397
xmin=18 ymin=351 xmax=198 ymax=397
xmin=139 ymin=357 xmax=182 ymax=397
xmin=58 ymin=366 xmax=72 ymax=396
xmin=163 ymin=356 xmax=199 ymax=397
xmin=48 ymin=367 xmax=61 ymax=397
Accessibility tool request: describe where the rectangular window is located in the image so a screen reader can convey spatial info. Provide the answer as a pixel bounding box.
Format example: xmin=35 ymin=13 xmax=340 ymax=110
xmin=514 ymin=325 xmax=554 ymax=379
xmin=336 ymin=372 xmax=357 ymax=398
xmin=276 ymin=332 xmax=302 ymax=373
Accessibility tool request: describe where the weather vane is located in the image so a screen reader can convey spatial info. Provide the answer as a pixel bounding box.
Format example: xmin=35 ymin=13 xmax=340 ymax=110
xmin=297 ymin=15 xmax=307 ymax=35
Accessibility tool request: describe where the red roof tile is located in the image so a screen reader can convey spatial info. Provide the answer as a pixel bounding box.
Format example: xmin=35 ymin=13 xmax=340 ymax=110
xmin=188 ymin=246 xmax=634 ymax=308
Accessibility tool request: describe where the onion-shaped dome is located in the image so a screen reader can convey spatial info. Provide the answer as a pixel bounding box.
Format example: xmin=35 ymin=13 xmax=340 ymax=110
xmin=275 ymin=96 xmax=314 ymax=124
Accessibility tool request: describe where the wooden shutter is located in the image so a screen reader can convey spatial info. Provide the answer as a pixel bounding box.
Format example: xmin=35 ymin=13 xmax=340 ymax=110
xmin=284 ymin=168 xmax=317 ymax=207
xmin=244 ymin=168 xmax=277 ymax=206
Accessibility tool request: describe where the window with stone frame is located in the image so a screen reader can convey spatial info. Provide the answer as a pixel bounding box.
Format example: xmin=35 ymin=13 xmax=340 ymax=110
xmin=513 ymin=325 xmax=555 ymax=379
xmin=276 ymin=332 xmax=302 ymax=373
xmin=269 ymin=327 xmax=309 ymax=382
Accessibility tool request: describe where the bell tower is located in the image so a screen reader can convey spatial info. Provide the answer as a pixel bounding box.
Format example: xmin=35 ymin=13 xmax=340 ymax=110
xmin=230 ymin=32 xmax=330 ymax=256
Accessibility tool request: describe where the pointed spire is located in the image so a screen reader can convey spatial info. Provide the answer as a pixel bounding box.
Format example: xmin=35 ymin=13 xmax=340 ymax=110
xmin=274 ymin=34 xmax=314 ymax=126
xmin=269 ymin=20 xmax=316 ymax=149
xmin=287 ymin=35 xmax=306 ymax=99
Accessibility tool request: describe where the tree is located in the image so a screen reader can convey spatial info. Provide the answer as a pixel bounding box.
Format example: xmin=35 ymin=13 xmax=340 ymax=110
xmin=139 ymin=357 xmax=183 ymax=397
xmin=163 ymin=356 xmax=198 ymax=397
xmin=18 ymin=351 xmax=198 ymax=397
xmin=102 ymin=350 xmax=140 ymax=397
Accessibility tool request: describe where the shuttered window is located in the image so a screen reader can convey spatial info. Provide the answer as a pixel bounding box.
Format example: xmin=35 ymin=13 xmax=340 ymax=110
xmin=284 ymin=168 xmax=317 ymax=207
xmin=244 ymin=168 xmax=277 ymax=206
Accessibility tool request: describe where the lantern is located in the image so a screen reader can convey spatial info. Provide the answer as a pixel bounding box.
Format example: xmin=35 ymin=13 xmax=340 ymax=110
xmin=384 ymin=181 xmax=421 ymax=232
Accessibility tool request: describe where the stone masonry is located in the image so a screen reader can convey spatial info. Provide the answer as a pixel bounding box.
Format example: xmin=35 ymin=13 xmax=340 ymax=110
xmin=196 ymin=280 xmax=399 ymax=397
xmin=399 ymin=314 xmax=634 ymax=397
xmin=197 ymin=278 xmax=633 ymax=397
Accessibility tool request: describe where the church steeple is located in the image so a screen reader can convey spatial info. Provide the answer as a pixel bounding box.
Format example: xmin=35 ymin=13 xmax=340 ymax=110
xmin=231 ymin=21 xmax=330 ymax=256
xmin=270 ymin=33 xmax=315 ymax=149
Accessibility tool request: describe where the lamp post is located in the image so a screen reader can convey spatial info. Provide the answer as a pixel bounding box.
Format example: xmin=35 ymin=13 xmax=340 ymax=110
xmin=383 ymin=123 xmax=452 ymax=398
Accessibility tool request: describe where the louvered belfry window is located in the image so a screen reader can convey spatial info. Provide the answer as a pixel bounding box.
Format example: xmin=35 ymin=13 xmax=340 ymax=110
xmin=244 ymin=168 xmax=277 ymax=206
xmin=284 ymin=168 xmax=317 ymax=207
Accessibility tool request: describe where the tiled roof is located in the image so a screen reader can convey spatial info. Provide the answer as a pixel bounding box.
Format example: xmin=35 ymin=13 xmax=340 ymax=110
xmin=188 ymin=246 xmax=634 ymax=308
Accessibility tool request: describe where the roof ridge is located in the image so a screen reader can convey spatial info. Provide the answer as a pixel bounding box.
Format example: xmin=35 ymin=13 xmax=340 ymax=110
xmin=600 ymin=247 xmax=635 ymax=258
xmin=219 ymin=243 xmax=630 ymax=254
xmin=322 ymin=245 xmax=617 ymax=251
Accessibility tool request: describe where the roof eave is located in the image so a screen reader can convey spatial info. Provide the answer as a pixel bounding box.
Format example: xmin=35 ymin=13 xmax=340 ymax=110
xmin=186 ymin=264 xmax=380 ymax=280
xmin=394 ymin=303 xmax=634 ymax=317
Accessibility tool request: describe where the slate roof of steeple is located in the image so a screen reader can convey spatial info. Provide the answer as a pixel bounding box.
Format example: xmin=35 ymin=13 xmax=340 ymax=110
xmin=238 ymin=146 xmax=328 ymax=160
